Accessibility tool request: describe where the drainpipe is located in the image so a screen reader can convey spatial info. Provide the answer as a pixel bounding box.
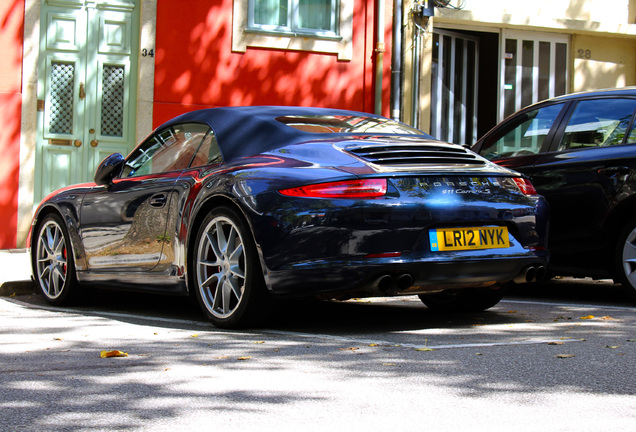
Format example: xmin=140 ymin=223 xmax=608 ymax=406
xmin=374 ymin=0 xmax=385 ymax=115
xmin=391 ymin=0 xmax=403 ymax=121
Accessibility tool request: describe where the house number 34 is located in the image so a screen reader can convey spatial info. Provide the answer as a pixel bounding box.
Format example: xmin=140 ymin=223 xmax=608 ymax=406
xmin=142 ymin=48 xmax=155 ymax=57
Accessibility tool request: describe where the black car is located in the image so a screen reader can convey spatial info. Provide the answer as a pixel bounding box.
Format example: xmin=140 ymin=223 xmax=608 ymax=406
xmin=472 ymin=87 xmax=636 ymax=300
xmin=29 ymin=106 xmax=548 ymax=328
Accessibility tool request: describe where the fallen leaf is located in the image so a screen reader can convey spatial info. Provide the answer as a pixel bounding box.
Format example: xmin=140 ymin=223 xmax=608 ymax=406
xmin=368 ymin=343 xmax=379 ymax=347
xmin=600 ymin=316 xmax=617 ymax=320
xmin=475 ymin=353 xmax=483 ymax=356
xmin=100 ymin=350 xmax=128 ymax=358
xmin=548 ymin=341 xmax=564 ymax=345
xmin=339 ymin=347 xmax=360 ymax=352
xmin=605 ymin=345 xmax=620 ymax=349
xmin=627 ymin=339 xmax=636 ymax=342
xmin=382 ymin=363 xmax=396 ymax=366
xmin=555 ymin=354 xmax=576 ymax=358
xmin=190 ymin=334 xmax=198 ymax=338
xmin=415 ymin=347 xmax=434 ymax=352
xmin=507 ymin=310 xmax=517 ymax=314
xmin=54 ymin=337 xmax=63 ymax=341
xmin=579 ymin=315 xmax=595 ymax=320
xmin=237 ymin=356 xmax=252 ymax=361
xmin=253 ymin=341 xmax=265 ymax=344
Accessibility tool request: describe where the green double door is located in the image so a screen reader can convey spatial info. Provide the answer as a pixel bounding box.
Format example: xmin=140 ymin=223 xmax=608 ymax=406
xmin=36 ymin=0 xmax=139 ymax=202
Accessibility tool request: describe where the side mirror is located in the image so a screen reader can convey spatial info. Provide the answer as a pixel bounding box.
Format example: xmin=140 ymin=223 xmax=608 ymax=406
xmin=94 ymin=153 xmax=125 ymax=186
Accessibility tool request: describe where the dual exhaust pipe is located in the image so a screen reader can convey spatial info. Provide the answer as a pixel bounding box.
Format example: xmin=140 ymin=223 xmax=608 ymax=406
xmin=513 ymin=265 xmax=546 ymax=284
xmin=376 ymin=272 xmax=414 ymax=292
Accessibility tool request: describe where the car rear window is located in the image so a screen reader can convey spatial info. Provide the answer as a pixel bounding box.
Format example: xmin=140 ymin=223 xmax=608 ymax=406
xmin=276 ymin=115 xmax=424 ymax=135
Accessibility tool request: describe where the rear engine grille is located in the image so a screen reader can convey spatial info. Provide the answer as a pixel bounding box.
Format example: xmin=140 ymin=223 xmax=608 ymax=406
xmin=343 ymin=143 xmax=485 ymax=166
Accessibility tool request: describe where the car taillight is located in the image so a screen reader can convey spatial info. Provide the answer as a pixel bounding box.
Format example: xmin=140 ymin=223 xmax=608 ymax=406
xmin=513 ymin=177 xmax=538 ymax=195
xmin=279 ymin=178 xmax=388 ymax=199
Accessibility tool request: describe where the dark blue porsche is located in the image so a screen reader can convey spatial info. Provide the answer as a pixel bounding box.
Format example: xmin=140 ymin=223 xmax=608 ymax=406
xmin=29 ymin=107 xmax=548 ymax=328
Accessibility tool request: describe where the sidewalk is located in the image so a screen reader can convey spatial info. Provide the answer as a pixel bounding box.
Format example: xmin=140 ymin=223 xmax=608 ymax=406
xmin=0 ymin=249 xmax=36 ymax=296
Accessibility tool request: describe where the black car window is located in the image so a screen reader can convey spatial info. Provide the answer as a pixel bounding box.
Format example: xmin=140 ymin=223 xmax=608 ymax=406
xmin=122 ymin=123 xmax=211 ymax=178
xmin=558 ymin=98 xmax=636 ymax=151
xmin=478 ymin=103 xmax=565 ymax=160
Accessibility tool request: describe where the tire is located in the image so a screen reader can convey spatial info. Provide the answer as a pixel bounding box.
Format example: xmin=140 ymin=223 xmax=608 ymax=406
xmin=33 ymin=213 xmax=81 ymax=305
xmin=614 ymin=217 xmax=636 ymax=301
xmin=418 ymin=285 xmax=507 ymax=313
xmin=192 ymin=207 xmax=266 ymax=328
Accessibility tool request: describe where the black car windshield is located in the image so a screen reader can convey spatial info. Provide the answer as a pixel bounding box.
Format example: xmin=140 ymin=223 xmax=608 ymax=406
xmin=276 ymin=115 xmax=424 ymax=135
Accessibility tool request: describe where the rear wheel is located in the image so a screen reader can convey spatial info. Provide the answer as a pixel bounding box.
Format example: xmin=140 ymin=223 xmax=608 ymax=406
xmin=33 ymin=214 xmax=80 ymax=305
xmin=418 ymin=285 xmax=507 ymax=313
xmin=192 ymin=207 xmax=266 ymax=328
xmin=615 ymin=217 xmax=636 ymax=301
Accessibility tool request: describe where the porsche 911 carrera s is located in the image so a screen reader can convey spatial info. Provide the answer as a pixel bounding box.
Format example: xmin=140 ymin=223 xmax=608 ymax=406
xmin=29 ymin=106 xmax=549 ymax=328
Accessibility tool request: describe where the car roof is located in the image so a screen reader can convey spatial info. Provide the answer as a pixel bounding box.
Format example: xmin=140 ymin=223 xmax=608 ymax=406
xmin=156 ymin=106 xmax=429 ymax=160
xmin=535 ymin=86 xmax=636 ymax=105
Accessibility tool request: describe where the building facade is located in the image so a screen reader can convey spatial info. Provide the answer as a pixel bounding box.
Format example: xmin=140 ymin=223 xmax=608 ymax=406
xmin=2 ymin=0 xmax=636 ymax=248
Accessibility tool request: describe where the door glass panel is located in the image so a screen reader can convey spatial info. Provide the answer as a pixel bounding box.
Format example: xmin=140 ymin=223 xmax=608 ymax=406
xmin=501 ymin=32 xmax=569 ymax=121
xmin=430 ymin=30 xmax=479 ymax=145
xmin=503 ymin=39 xmax=517 ymax=119
xmin=555 ymin=43 xmax=567 ymax=96
xmin=479 ymin=103 xmax=565 ymax=160
xmin=538 ymin=41 xmax=550 ymax=101
xmin=101 ymin=65 xmax=125 ymax=137
xmin=123 ymin=123 xmax=212 ymax=177
xmin=521 ymin=40 xmax=534 ymax=109
xmin=558 ymin=99 xmax=636 ymax=150
xmin=49 ymin=62 xmax=75 ymax=135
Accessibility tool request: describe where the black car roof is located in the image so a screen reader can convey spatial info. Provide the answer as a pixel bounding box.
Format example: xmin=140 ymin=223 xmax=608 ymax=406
xmin=539 ymin=86 xmax=636 ymax=104
xmin=156 ymin=106 xmax=428 ymax=160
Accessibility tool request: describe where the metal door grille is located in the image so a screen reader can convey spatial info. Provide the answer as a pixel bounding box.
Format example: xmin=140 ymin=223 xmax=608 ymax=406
xmin=101 ymin=65 xmax=125 ymax=137
xmin=50 ymin=62 xmax=75 ymax=135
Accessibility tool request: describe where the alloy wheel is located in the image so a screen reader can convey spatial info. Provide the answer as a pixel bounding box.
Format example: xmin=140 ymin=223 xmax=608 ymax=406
xmin=36 ymin=219 xmax=68 ymax=300
xmin=196 ymin=215 xmax=247 ymax=319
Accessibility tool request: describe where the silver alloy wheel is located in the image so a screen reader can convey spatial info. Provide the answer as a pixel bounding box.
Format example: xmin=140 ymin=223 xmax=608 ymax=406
xmin=196 ymin=215 xmax=247 ymax=319
xmin=621 ymin=225 xmax=636 ymax=289
xmin=36 ymin=219 xmax=68 ymax=300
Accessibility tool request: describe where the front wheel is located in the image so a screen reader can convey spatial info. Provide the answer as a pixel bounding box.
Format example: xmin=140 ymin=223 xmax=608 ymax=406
xmin=614 ymin=217 xmax=636 ymax=301
xmin=192 ymin=207 xmax=266 ymax=328
xmin=418 ymin=285 xmax=507 ymax=313
xmin=33 ymin=213 xmax=81 ymax=305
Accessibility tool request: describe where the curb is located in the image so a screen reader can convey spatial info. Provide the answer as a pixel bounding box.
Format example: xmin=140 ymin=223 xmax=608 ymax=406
xmin=0 ymin=280 xmax=37 ymax=297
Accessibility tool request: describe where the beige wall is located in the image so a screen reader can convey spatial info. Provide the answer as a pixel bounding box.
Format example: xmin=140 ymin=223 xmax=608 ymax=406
xmin=572 ymin=35 xmax=636 ymax=91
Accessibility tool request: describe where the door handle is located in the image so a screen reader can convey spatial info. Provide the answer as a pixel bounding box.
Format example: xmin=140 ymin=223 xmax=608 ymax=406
xmin=149 ymin=193 xmax=168 ymax=208
xmin=79 ymin=82 xmax=86 ymax=100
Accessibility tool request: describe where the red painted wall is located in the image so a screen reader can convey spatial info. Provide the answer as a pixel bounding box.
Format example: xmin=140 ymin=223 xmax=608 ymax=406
xmin=153 ymin=0 xmax=391 ymax=127
xmin=0 ymin=0 xmax=25 ymax=249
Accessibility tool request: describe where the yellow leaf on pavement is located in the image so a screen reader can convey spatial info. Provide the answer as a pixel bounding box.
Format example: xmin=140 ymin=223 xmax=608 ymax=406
xmin=579 ymin=315 xmax=595 ymax=320
xmin=100 ymin=350 xmax=128 ymax=358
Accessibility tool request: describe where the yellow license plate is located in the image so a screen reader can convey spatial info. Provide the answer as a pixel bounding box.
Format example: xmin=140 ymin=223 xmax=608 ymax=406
xmin=429 ymin=227 xmax=509 ymax=251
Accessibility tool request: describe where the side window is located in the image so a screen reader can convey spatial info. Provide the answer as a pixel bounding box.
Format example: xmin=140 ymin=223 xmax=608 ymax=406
xmin=479 ymin=103 xmax=565 ymax=160
xmin=122 ymin=123 xmax=212 ymax=178
xmin=190 ymin=133 xmax=223 ymax=168
xmin=558 ymin=99 xmax=636 ymax=150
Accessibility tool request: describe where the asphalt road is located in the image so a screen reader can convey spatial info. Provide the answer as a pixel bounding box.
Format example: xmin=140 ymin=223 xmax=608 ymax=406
xmin=1 ymin=277 xmax=635 ymax=432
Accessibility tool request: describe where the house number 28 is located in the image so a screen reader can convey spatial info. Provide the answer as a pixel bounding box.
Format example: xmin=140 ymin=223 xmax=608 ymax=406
xmin=577 ymin=49 xmax=592 ymax=59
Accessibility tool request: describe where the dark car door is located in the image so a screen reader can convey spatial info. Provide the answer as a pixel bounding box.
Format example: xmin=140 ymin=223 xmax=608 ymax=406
xmin=527 ymin=97 xmax=636 ymax=269
xmin=80 ymin=123 xmax=211 ymax=272
xmin=475 ymin=96 xmax=636 ymax=273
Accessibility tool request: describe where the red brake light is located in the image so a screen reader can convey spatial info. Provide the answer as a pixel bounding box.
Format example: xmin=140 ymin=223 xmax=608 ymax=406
xmin=279 ymin=179 xmax=387 ymax=199
xmin=513 ymin=177 xmax=538 ymax=195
